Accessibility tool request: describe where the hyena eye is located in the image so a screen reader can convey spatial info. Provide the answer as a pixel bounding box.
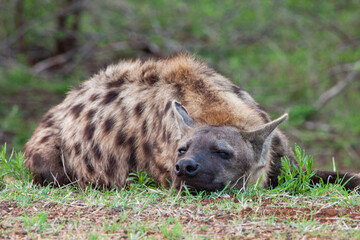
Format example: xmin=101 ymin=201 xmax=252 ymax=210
xmin=178 ymin=148 xmax=187 ymax=156
xmin=215 ymin=151 xmax=232 ymax=160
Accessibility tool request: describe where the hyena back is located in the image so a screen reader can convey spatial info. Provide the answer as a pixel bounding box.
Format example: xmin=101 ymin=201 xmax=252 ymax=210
xmin=23 ymin=54 xmax=360 ymax=191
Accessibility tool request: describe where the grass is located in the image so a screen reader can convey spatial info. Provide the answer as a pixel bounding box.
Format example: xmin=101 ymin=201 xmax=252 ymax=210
xmin=277 ymin=144 xmax=316 ymax=195
xmin=1 ymin=0 xmax=360 ymax=172
xmin=1 ymin=145 xmax=360 ymax=239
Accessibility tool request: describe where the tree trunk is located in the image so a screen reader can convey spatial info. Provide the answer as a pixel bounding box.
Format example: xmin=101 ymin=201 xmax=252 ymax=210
xmin=55 ymin=0 xmax=83 ymax=55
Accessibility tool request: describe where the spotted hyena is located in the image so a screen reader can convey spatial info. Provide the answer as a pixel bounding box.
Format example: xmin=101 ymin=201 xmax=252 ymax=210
xmin=23 ymin=54 xmax=359 ymax=191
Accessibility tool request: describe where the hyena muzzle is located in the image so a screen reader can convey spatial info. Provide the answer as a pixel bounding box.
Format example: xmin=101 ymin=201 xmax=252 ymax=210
xmin=23 ymin=54 xmax=360 ymax=191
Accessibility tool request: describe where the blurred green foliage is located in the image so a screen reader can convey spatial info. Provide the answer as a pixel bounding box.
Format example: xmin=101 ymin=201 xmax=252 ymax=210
xmin=0 ymin=0 xmax=359 ymax=170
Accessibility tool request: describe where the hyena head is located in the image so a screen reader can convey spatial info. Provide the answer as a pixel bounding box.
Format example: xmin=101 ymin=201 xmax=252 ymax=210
xmin=170 ymin=101 xmax=288 ymax=191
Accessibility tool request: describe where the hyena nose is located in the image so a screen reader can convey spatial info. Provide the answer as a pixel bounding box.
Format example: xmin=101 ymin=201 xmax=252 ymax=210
xmin=175 ymin=159 xmax=200 ymax=177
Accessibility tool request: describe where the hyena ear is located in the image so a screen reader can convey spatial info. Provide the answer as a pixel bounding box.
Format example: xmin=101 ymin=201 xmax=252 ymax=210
xmin=242 ymin=113 xmax=288 ymax=167
xmin=172 ymin=101 xmax=195 ymax=131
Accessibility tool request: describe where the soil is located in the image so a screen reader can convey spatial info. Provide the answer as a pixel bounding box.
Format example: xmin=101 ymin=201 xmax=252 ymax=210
xmin=1 ymin=196 xmax=359 ymax=239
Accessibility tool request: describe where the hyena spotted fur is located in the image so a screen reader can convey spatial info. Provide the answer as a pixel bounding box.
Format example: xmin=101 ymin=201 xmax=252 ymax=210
xmin=23 ymin=54 xmax=360 ymax=191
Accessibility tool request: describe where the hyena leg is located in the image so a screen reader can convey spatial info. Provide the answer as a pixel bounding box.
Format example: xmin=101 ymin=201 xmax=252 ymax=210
xmin=311 ymin=170 xmax=360 ymax=191
xmin=23 ymin=132 xmax=74 ymax=186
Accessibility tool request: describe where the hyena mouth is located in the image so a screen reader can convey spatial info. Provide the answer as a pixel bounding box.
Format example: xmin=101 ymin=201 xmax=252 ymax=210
xmin=176 ymin=177 xmax=226 ymax=192
xmin=185 ymin=183 xmax=227 ymax=192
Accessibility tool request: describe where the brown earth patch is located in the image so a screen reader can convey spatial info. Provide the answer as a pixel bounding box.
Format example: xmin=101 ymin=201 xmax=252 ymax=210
xmin=1 ymin=196 xmax=360 ymax=239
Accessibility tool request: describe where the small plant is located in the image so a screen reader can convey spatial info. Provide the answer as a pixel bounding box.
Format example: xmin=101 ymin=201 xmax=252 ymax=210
xmin=0 ymin=144 xmax=31 ymax=183
xmin=126 ymin=170 xmax=159 ymax=189
xmin=103 ymin=220 xmax=122 ymax=234
xmin=22 ymin=212 xmax=49 ymax=232
xmin=277 ymin=144 xmax=317 ymax=194
xmin=88 ymin=233 xmax=99 ymax=240
xmin=160 ymin=219 xmax=183 ymax=239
